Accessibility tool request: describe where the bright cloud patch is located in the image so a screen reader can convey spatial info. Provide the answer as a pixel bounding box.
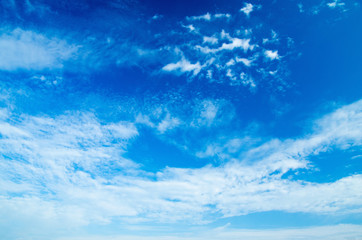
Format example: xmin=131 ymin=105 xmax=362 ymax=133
xmin=187 ymin=13 xmax=231 ymax=21
xmin=0 ymin=28 xmax=77 ymax=71
xmin=162 ymin=58 xmax=202 ymax=76
xmin=264 ymin=50 xmax=279 ymax=60
xmin=240 ymin=3 xmax=255 ymax=17
xmin=1 ymin=98 xmax=362 ymax=230
xmin=203 ymin=36 xmax=219 ymax=45
xmin=187 ymin=12 xmax=212 ymax=21
xmin=327 ymin=0 xmax=346 ymax=8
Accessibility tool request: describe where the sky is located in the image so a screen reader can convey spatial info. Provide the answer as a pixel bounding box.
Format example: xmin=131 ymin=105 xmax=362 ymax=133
xmin=0 ymin=0 xmax=362 ymax=239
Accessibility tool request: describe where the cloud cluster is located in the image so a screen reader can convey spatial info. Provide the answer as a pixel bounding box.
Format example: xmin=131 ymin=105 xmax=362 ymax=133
xmin=298 ymin=0 xmax=359 ymax=15
xmin=159 ymin=7 xmax=291 ymax=90
xmin=1 ymin=98 xmax=362 ymax=235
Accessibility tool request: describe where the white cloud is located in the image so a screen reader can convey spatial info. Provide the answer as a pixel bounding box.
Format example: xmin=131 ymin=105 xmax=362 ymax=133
xmin=226 ymin=68 xmax=235 ymax=80
xmin=200 ymin=101 xmax=218 ymax=123
xmin=206 ymin=70 xmax=213 ymax=79
xmin=151 ymin=14 xmax=163 ymax=20
xmin=220 ymin=38 xmax=253 ymax=52
xmin=191 ymin=100 xmax=220 ymax=127
xmin=135 ymin=114 xmax=155 ymax=128
xmin=236 ymin=72 xmax=256 ymax=88
xmin=162 ymin=58 xmax=202 ymax=76
xmin=214 ymin=13 xmax=231 ymax=19
xmin=307 ymin=0 xmax=353 ymax=15
xmin=187 ymin=13 xmax=231 ymax=21
xmin=351 ymin=154 xmax=362 ymax=160
xmin=55 ymin=224 xmax=362 ymax=240
xmin=0 ymin=108 xmax=145 ymax=235
xmin=235 ymin=57 xmax=252 ymax=67
xmin=203 ymin=36 xmax=219 ymax=45
xmin=226 ymin=59 xmax=235 ymax=66
xmin=1 ymin=96 xmax=362 ymax=235
xmin=298 ymin=3 xmax=304 ymax=13
xmin=136 ymin=107 xmax=183 ymax=134
xmin=264 ymin=50 xmax=279 ymax=60
xmin=157 ymin=113 xmax=181 ymax=133
xmin=197 ymin=137 xmax=251 ymax=159
xmin=327 ymin=0 xmax=346 ymax=8
xmin=197 ymin=37 xmax=253 ymax=54
xmin=220 ymin=29 xmax=232 ymax=40
xmin=240 ymin=3 xmax=254 ymax=17
xmin=0 ymin=28 xmax=77 ymax=71
xmin=143 ymin=99 xmax=229 ymax=130
xmin=184 ymin=24 xmax=196 ymax=32
xmin=187 ymin=12 xmax=212 ymax=21
xmin=156 ymin=10 xmax=290 ymax=89
xmin=263 ymin=30 xmax=279 ymax=44
xmin=106 ymin=122 xmax=139 ymax=139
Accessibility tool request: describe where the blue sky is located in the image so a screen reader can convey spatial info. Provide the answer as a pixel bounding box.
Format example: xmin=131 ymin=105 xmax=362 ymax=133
xmin=0 ymin=0 xmax=362 ymax=239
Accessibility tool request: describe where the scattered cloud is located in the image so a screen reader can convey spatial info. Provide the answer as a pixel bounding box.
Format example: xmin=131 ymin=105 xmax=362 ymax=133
xmin=156 ymin=10 xmax=292 ymax=90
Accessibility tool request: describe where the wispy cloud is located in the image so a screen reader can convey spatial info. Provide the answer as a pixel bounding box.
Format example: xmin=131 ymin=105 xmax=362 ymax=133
xmin=196 ymin=36 xmax=254 ymax=54
xmin=300 ymin=0 xmax=357 ymax=15
xmin=203 ymin=36 xmax=219 ymax=45
xmin=0 ymin=28 xmax=77 ymax=71
xmin=187 ymin=12 xmax=212 ymax=21
xmin=157 ymin=113 xmax=182 ymax=133
xmin=187 ymin=13 xmax=231 ymax=22
xmin=162 ymin=58 xmax=202 ymax=76
xmin=1 ymin=97 xmax=362 ymax=235
xmin=55 ymin=224 xmax=362 ymax=240
xmin=190 ymin=100 xmax=224 ymax=128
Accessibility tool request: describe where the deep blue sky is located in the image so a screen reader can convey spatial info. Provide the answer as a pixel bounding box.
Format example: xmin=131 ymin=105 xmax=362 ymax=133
xmin=0 ymin=0 xmax=362 ymax=239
